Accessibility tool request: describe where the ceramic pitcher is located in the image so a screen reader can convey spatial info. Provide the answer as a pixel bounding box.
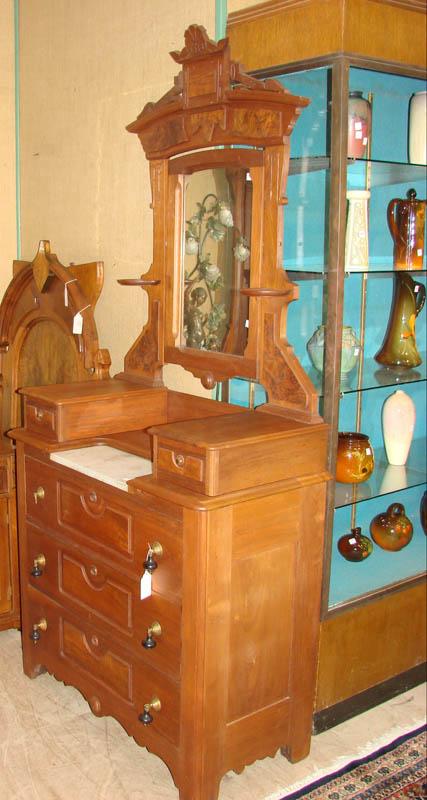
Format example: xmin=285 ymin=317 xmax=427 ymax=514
xmin=375 ymin=272 xmax=426 ymax=368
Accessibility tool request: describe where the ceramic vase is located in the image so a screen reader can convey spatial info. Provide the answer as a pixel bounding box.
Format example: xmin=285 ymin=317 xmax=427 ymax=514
xmin=338 ymin=527 xmax=373 ymax=562
xmin=307 ymin=325 xmax=361 ymax=381
xmin=345 ymin=189 xmax=370 ymax=270
xmin=336 ymin=432 xmax=375 ymax=484
xmin=382 ymin=389 xmax=416 ymax=465
xmin=387 ymin=189 xmax=426 ymax=271
xmin=420 ymin=491 xmax=427 ymax=534
xmin=348 ymin=91 xmax=371 ymax=158
xmin=375 ymin=272 xmax=426 ymax=368
xmin=408 ymin=91 xmax=427 ymax=165
xmin=370 ymin=502 xmax=413 ymax=551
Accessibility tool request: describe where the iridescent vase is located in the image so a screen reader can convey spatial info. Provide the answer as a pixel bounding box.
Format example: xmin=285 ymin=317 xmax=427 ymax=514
xmin=375 ymin=272 xmax=425 ymax=369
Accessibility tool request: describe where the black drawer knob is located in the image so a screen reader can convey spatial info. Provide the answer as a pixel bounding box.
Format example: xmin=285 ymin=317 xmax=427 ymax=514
xmin=31 ymin=553 xmax=46 ymax=578
xmin=30 ymin=617 xmax=47 ymax=643
xmin=142 ymin=621 xmax=162 ymax=649
xmin=138 ymin=696 xmax=161 ymax=725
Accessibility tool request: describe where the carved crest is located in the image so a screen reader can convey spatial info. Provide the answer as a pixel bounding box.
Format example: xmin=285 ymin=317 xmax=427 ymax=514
xmin=31 ymin=240 xmax=52 ymax=293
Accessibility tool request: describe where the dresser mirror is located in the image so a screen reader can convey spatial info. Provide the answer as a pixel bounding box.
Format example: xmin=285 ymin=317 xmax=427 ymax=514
xmin=123 ymin=24 xmax=319 ymax=421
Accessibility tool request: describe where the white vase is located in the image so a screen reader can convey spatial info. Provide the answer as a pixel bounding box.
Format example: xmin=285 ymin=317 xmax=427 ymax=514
xmin=382 ymin=390 xmax=416 ymax=466
xmin=345 ymin=189 xmax=370 ymax=271
xmin=408 ymin=91 xmax=427 ymax=165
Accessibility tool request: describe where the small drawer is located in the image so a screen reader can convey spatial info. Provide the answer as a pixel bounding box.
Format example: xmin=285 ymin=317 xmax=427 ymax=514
xmin=25 ymin=403 xmax=57 ymax=439
xmin=156 ymin=445 xmax=205 ymax=492
xmin=23 ymin=587 xmax=180 ymax=746
xmin=26 ymin=524 xmax=181 ymax=677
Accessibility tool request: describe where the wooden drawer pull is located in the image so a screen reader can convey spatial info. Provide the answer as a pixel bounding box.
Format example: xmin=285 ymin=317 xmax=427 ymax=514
xmin=35 ymin=408 xmax=44 ymax=420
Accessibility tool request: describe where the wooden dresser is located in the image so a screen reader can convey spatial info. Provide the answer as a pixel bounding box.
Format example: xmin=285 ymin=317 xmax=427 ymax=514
xmin=14 ymin=384 xmax=328 ymax=800
xmin=12 ymin=27 xmax=329 ymax=800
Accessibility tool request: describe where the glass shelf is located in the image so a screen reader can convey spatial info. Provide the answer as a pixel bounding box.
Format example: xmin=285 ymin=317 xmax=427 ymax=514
xmin=335 ymin=438 xmax=426 ymax=509
xmin=289 ymin=155 xmax=426 ymax=186
xmin=286 ymin=267 xmax=427 ymax=277
xmin=307 ymin=355 xmax=426 ymax=397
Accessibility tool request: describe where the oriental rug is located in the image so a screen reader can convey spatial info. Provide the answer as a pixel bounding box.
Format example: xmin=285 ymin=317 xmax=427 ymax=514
xmin=280 ymin=725 xmax=426 ymax=799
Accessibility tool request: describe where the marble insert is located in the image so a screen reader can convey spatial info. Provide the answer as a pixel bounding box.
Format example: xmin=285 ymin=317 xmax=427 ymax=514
xmin=50 ymin=444 xmax=152 ymax=490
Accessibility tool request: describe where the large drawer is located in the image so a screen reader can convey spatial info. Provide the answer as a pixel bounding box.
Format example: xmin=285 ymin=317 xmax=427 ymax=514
xmin=25 ymin=524 xmax=181 ymax=678
xmin=23 ymin=587 xmax=180 ymax=747
xmin=24 ymin=455 xmax=182 ymax=598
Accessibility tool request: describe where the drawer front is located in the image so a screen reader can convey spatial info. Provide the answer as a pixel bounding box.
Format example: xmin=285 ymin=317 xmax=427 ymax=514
xmin=25 ymin=456 xmax=59 ymax=530
xmin=26 ymin=525 xmax=181 ymax=677
xmin=156 ymin=444 xmax=206 ymax=493
xmin=24 ymin=456 xmax=182 ymax=598
xmin=23 ymin=587 xmax=180 ymax=746
xmin=25 ymin=402 xmax=57 ymax=439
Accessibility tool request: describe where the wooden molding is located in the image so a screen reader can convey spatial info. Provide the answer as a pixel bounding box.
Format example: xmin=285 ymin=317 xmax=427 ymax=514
xmin=228 ymin=0 xmax=426 ymax=26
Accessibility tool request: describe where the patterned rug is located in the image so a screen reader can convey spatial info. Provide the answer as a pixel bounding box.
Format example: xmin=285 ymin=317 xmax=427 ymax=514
xmin=281 ymin=725 xmax=426 ymax=799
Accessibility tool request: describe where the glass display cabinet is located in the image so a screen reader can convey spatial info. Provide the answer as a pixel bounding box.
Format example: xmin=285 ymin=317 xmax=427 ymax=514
xmin=228 ymin=0 xmax=426 ymax=725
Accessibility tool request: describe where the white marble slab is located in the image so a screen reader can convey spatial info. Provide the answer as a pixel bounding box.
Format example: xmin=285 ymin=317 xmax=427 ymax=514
xmin=50 ymin=445 xmax=152 ymax=491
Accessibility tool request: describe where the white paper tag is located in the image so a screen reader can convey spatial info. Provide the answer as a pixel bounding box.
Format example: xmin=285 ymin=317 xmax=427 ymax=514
xmin=348 ymin=537 xmax=357 ymax=545
xmin=354 ymin=121 xmax=362 ymax=130
xmin=140 ymin=570 xmax=152 ymax=600
xmin=417 ymin=248 xmax=423 ymax=256
xmin=362 ymin=137 xmax=368 ymax=145
xmin=355 ymin=131 xmax=363 ymax=139
xmin=64 ymin=285 xmax=69 ymax=307
xmin=245 ymin=319 xmax=249 ymax=328
xmin=366 ymin=448 xmax=371 ymax=455
xmin=73 ymin=311 xmax=83 ymax=334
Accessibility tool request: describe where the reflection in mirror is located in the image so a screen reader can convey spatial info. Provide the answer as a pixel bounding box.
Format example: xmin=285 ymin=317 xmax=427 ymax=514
xmin=182 ymin=167 xmax=251 ymax=355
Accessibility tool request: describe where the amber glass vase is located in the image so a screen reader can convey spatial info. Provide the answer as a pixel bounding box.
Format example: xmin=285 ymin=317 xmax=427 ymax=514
xmin=387 ymin=189 xmax=426 ymax=270
xmin=370 ymin=502 xmax=413 ymax=551
xmin=336 ymin=432 xmax=375 ymax=484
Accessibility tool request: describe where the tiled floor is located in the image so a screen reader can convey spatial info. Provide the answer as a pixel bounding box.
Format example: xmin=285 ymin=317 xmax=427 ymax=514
xmin=0 ymin=629 xmax=425 ymax=800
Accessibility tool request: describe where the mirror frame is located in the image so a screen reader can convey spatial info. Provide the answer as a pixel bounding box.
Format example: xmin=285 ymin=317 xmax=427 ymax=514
xmin=122 ymin=25 xmax=320 ymax=422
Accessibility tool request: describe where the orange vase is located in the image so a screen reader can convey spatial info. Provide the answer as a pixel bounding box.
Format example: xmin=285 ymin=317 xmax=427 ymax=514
xmin=336 ymin=432 xmax=375 ymax=484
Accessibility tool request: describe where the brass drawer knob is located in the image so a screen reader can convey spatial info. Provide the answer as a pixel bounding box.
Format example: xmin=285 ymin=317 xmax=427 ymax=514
xmin=173 ymin=453 xmax=185 ymax=468
xmin=35 ymin=408 xmax=44 ymax=420
xmin=31 ymin=553 xmax=46 ymax=578
xmin=142 ymin=621 xmax=162 ymax=649
xmin=138 ymin=696 xmax=161 ymax=725
xmin=30 ymin=617 xmax=47 ymax=643
xmin=143 ymin=541 xmax=163 ymax=574
xmin=33 ymin=486 xmax=45 ymax=504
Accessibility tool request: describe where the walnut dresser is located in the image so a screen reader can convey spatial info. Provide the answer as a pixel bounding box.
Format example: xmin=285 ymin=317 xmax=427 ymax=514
xmin=11 ymin=27 xmax=330 ymax=800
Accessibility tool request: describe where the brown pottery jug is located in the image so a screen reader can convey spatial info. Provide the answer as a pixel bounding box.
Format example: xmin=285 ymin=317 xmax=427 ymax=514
xmin=375 ymin=272 xmax=425 ymax=368
xmin=336 ymin=432 xmax=375 ymax=484
xmin=387 ymin=188 xmax=426 ymax=270
xmin=370 ymin=502 xmax=413 ymax=551
xmin=338 ymin=527 xmax=373 ymax=562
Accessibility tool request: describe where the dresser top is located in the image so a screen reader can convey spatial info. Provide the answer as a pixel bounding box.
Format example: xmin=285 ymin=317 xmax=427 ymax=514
xmin=149 ymin=410 xmax=326 ymax=449
xmin=19 ymin=379 xmax=166 ymax=405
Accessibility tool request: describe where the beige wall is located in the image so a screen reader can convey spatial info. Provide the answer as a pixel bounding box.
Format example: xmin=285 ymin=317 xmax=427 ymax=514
xmin=0 ymin=0 xmax=17 ymax=298
xmin=19 ymin=0 xmax=215 ymax=392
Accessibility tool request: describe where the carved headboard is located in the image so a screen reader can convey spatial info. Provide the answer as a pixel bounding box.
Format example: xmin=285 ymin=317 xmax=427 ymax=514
xmin=0 ymin=240 xmax=111 ymax=438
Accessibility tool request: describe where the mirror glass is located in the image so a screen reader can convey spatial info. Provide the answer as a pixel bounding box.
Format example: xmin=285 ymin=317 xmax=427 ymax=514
xmin=182 ymin=167 xmax=252 ymax=355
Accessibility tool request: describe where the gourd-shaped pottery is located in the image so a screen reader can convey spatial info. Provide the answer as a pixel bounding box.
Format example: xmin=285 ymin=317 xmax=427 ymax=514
xmin=387 ymin=188 xmax=426 ymax=270
xmin=338 ymin=527 xmax=373 ymax=562
xmin=336 ymin=432 xmax=375 ymax=484
xmin=370 ymin=502 xmax=413 ymax=551
xmin=382 ymin=389 xmax=416 ymax=465
xmin=375 ymin=272 xmax=426 ymax=368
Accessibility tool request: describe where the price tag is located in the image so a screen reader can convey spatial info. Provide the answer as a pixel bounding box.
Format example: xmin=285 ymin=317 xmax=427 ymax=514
xmin=140 ymin=570 xmax=152 ymax=600
xmin=348 ymin=537 xmax=357 ymax=545
xmin=73 ymin=311 xmax=83 ymax=334
xmin=64 ymin=285 xmax=69 ymax=307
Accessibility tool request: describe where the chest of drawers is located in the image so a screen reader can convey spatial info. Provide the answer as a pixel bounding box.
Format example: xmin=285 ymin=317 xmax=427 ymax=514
xmin=14 ymin=401 xmax=329 ymax=800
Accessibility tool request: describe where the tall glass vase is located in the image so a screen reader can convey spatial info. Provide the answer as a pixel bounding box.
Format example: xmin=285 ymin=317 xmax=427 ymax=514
xmin=375 ymin=272 xmax=426 ymax=368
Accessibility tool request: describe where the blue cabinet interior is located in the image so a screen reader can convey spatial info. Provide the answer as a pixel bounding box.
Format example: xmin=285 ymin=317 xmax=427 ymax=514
xmin=229 ymin=63 xmax=426 ymax=609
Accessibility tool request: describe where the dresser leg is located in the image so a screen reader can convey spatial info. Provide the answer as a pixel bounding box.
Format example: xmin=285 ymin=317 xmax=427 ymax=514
xmin=178 ymin=774 xmax=221 ymax=800
xmin=281 ymin=735 xmax=311 ymax=764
